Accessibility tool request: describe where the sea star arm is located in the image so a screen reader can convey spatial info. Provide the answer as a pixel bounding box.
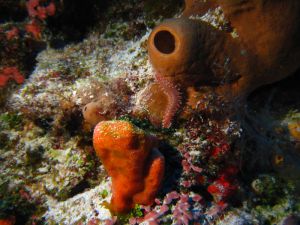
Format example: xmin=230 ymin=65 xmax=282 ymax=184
xmin=155 ymin=73 xmax=182 ymax=128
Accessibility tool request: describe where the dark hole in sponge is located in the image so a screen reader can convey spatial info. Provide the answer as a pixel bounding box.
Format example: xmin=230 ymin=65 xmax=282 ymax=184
xmin=154 ymin=30 xmax=175 ymax=54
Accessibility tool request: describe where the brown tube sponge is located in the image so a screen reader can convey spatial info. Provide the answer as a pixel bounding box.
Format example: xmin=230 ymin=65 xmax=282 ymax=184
xmin=148 ymin=19 xmax=201 ymax=80
xmin=142 ymin=0 xmax=300 ymax=128
xmin=149 ymin=5 xmax=300 ymax=98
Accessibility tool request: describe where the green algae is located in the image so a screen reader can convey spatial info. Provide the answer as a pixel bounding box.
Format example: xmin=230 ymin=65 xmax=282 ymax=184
xmin=253 ymin=198 xmax=300 ymax=225
xmin=0 ymin=181 xmax=36 ymax=220
xmin=251 ymin=175 xmax=295 ymax=205
xmin=0 ymin=112 xmax=23 ymax=130
xmin=100 ymin=189 xmax=109 ymax=199
xmin=117 ymin=204 xmax=143 ymax=224
xmin=249 ymin=174 xmax=300 ymax=224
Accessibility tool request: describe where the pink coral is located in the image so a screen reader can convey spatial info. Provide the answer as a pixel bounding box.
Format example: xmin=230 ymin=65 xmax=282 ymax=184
xmin=172 ymin=194 xmax=198 ymax=225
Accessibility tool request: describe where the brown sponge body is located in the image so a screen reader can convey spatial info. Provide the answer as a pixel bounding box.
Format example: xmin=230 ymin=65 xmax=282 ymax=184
xmin=148 ymin=0 xmax=300 ymax=101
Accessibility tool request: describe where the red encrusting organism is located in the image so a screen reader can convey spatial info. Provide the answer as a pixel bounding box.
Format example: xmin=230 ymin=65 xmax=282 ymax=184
xmin=6 ymin=27 xmax=19 ymax=40
xmin=25 ymin=20 xmax=42 ymax=39
xmin=0 ymin=218 xmax=15 ymax=225
xmin=0 ymin=67 xmax=25 ymax=87
xmin=210 ymin=142 xmax=230 ymax=159
xmin=207 ymin=166 xmax=239 ymax=203
xmin=26 ymin=0 xmax=39 ymax=17
xmin=26 ymin=0 xmax=56 ymax=20
xmin=25 ymin=0 xmax=56 ymax=39
xmin=45 ymin=2 xmax=56 ymax=16
xmin=155 ymin=72 xmax=182 ymax=128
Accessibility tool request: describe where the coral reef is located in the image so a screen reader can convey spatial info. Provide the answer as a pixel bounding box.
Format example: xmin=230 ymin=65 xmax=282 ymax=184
xmin=0 ymin=0 xmax=300 ymax=224
xmin=93 ymin=120 xmax=165 ymax=213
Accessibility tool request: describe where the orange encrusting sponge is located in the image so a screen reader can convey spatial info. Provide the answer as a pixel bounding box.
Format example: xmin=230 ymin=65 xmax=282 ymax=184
xmin=93 ymin=120 xmax=165 ymax=213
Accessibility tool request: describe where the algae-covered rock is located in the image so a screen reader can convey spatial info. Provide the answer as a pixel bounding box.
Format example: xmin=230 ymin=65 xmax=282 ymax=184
xmin=251 ymin=174 xmax=292 ymax=205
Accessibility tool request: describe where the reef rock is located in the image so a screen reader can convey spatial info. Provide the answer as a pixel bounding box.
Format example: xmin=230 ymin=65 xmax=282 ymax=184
xmin=82 ymin=78 xmax=133 ymax=128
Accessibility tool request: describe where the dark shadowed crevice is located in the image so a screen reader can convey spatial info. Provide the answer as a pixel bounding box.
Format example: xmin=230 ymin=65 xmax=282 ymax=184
xmin=154 ymin=30 xmax=176 ymax=54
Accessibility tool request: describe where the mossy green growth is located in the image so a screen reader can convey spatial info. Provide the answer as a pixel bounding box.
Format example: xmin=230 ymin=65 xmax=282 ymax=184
xmin=103 ymin=22 xmax=141 ymax=40
xmin=143 ymin=0 xmax=183 ymax=21
xmin=117 ymin=204 xmax=143 ymax=224
xmin=119 ymin=115 xmax=155 ymax=131
xmin=0 ymin=112 xmax=23 ymax=130
xmin=100 ymin=189 xmax=108 ymax=199
xmin=119 ymin=115 xmax=176 ymax=135
xmin=251 ymin=174 xmax=293 ymax=205
xmin=254 ymin=197 xmax=300 ymax=225
xmin=283 ymin=109 xmax=300 ymax=122
xmin=0 ymin=132 xmax=8 ymax=149
xmin=250 ymin=174 xmax=300 ymax=224
xmin=25 ymin=145 xmax=45 ymax=166
xmin=0 ymin=181 xmax=36 ymax=220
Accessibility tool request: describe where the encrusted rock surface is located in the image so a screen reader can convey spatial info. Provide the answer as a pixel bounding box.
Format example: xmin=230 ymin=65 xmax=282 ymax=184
xmin=0 ymin=0 xmax=299 ymax=225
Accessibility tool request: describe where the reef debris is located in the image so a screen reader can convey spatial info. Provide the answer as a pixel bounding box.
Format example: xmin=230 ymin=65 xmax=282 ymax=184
xmin=82 ymin=78 xmax=133 ymax=127
xmin=43 ymin=180 xmax=112 ymax=224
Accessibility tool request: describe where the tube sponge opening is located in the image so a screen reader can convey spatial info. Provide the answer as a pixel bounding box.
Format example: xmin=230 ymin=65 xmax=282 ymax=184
xmin=154 ymin=30 xmax=176 ymax=54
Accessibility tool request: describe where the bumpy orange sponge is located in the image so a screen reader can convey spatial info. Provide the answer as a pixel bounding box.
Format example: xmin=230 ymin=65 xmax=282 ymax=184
xmin=93 ymin=120 xmax=165 ymax=213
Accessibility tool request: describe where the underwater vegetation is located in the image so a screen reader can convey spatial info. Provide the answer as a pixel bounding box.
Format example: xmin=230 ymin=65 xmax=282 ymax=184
xmin=0 ymin=0 xmax=300 ymax=224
